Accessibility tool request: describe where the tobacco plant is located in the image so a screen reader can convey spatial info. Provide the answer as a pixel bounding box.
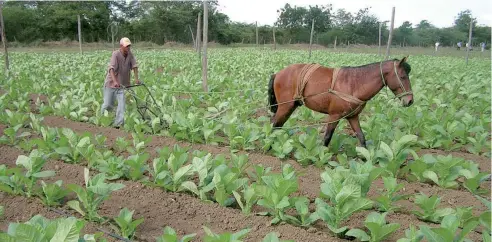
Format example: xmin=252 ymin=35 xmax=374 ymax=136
xmin=346 ymin=212 xmax=400 ymax=242
xmin=315 ymin=166 xmax=374 ymax=237
xmin=113 ymin=207 xmax=144 ymax=240
xmin=67 ymin=168 xmax=125 ymax=222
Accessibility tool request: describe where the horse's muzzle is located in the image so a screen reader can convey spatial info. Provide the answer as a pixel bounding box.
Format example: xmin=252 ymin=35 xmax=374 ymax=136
xmin=402 ymin=95 xmax=414 ymax=107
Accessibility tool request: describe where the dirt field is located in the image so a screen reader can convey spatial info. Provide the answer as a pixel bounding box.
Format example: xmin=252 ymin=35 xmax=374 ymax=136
xmin=0 ymin=93 xmax=490 ymax=241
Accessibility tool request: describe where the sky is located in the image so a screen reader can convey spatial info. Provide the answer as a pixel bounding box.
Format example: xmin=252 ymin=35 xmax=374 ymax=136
xmin=216 ymin=0 xmax=492 ymax=28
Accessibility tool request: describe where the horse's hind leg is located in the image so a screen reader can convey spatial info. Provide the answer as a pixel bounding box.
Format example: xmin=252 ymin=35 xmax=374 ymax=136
xmin=323 ymin=114 xmax=342 ymax=147
xmin=347 ymin=114 xmax=367 ymax=148
xmin=271 ymin=102 xmax=298 ymax=128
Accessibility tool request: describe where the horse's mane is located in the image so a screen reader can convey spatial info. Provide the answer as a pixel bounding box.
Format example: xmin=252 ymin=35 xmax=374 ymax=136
xmin=341 ymin=58 xmax=412 ymax=75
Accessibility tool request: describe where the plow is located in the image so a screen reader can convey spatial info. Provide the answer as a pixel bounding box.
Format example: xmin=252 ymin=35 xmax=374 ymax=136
xmin=123 ymin=82 xmax=167 ymax=126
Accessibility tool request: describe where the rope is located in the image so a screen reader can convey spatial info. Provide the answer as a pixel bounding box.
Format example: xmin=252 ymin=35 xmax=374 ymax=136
xmin=206 ymin=61 xmax=419 ymax=129
xmin=153 ymin=88 xmax=257 ymax=95
xmin=327 ymin=68 xmax=365 ymax=106
xmin=206 ymin=66 xmax=369 ymax=124
xmin=125 ymin=61 xmax=410 ymax=132
xmin=380 ymin=60 xmax=413 ymax=99
xmin=294 ymin=63 xmax=322 ymax=104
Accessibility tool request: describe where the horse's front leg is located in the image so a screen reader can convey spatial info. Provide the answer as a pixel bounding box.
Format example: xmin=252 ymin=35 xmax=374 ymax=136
xmin=347 ymin=114 xmax=366 ymax=148
xmin=323 ymin=115 xmax=341 ymax=147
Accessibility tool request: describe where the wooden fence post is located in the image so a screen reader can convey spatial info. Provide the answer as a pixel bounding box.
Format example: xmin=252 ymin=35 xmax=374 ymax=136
xmin=465 ymin=19 xmax=473 ymax=65
xmin=385 ymin=7 xmax=395 ymax=60
xmin=0 ymin=1 xmax=9 ymax=74
xmin=196 ymin=12 xmax=201 ymax=55
xmin=256 ymin=21 xmax=258 ymax=47
xmin=378 ymin=22 xmax=382 ymax=56
xmin=189 ymin=25 xmax=195 ymax=49
xmin=202 ymin=0 xmax=208 ymax=92
xmin=309 ymin=19 xmax=315 ymax=58
xmin=78 ymin=15 xmax=82 ymax=54
xmin=273 ymin=26 xmax=276 ymax=50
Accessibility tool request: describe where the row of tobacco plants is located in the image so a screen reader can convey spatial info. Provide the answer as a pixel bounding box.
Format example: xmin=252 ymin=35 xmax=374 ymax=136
xmin=1 ymin=49 xmax=490 ymax=166
xmin=0 ymin=109 xmax=490 ymax=241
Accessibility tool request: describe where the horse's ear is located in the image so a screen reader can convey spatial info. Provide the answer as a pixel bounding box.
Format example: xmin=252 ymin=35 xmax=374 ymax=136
xmin=399 ymin=55 xmax=408 ymax=66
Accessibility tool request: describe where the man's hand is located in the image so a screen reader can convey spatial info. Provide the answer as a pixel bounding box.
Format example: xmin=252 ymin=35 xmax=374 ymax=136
xmin=109 ymin=69 xmax=120 ymax=88
xmin=133 ymin=67 xmax=140 ymax=85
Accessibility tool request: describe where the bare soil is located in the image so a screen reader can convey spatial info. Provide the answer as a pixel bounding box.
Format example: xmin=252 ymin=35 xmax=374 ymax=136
xmin=0 ymin=144 xmax=341 ymax=242
xmin=1 ymin=93 xmax=490 ymax=241
xmin=26 ymin=115 xmax=490 ymax=241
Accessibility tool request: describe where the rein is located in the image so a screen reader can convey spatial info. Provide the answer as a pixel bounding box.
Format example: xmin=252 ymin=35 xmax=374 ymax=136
xmin=380 ymin=61 xmax=413 ymax=99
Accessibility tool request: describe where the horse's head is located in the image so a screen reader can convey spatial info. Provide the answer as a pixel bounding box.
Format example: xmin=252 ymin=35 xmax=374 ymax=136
xmin=384 ymin=57 xmax=413 ymax=107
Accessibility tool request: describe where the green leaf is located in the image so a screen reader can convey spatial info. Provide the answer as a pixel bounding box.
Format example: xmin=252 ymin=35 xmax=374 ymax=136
xmin=7 ymin=223 xmax=44 ymax=242
xmin=346 ymin=228 xmax=370 ymax=241
xmin=55 ymin=147 xmax=71 ymax=155
xmin=335 ymin=184 xmax=361 ymax=205
xmin=32 ymin=171 xmax=56 ymax=178
xmin=15 ymin=155 xmax=31 ymax=170
xmin=480 ymin=211 xmax=491 ymax=233
xmin=180 ymin=181 xmax=199 ymax=196
xmin=423 ymin=170 xmax=439 ymax=185
xmin=483 ymin=232 xmax=491 ymax=242
xmin=50 ymin=217 xmax=85 ymax=242
xmin=440 ymin=214 xmax=459 ymax=231
xmin=173 ymin=164 xmax=193 ymax=183
xmin=356 ymin=147 xmax=371 ymax=161
xmin=378 ymin=223 xmax=401 ymax=241
xmin=457 ymin=219 xmax=479 ymax=241
xmin=77 ymin=137 xmax=91 ymax=148
xmin=67 ymin=200 xmax=85 ymax=217
xmin=340 ymin=198 xmax=374 ymax=221
xmin=380 ymin=142 xmax=394 ymax=161
xmin=419 ymin=225 xmax=447 ymax=242
xmin=396 ymin=134 xmax=418 ymax=149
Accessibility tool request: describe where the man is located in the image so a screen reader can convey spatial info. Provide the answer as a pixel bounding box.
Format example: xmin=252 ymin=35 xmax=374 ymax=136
xmin=101 ymin=37 xmax=140 ymax=128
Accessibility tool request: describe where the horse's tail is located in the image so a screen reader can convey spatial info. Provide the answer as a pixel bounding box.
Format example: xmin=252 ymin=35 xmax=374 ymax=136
xmin=268 ymin=73 xmax=277 ymax=114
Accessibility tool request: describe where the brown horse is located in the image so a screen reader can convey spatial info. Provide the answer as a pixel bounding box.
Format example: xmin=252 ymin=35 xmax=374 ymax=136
xmin=267 ymin=57 xmax=413 ymax=148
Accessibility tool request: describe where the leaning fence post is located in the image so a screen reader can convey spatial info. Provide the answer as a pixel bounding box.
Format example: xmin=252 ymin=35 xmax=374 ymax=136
xmin=385 ymin=7 xmax=395 ymax=60
xmin=78 ymin=14 xmax=82 ymax=54
xmin=465 ymin=19 xmax=473 ymax=65
xmin=309 ymin=19 xmax=315 ymax=58
xmin=201 ymin=0 xmax=209 ymax=92
xmin=0 ymin=1 xmax=8 ymax=75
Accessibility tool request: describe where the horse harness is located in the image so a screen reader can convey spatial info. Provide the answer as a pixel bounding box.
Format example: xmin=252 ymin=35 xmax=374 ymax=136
xmin=293 ymin=63 xmax=365 ymax=107
xmin=379 ymin=61 xmax=413 ymax=99
xmin=292 ymin=60 xmax=411 ymax=120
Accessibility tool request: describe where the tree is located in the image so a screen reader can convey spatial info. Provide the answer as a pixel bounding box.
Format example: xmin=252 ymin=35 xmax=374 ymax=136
xmin=394 ymin=21 xmax=413 ymax=45
xmin=453 ymin=10 xmax=477 ymax=33
xmin=351 ymin=7 xmax=379 ymax=44
xmin=1 ymin=1 xmax=490 ymax=48
xmin=416 ymin=20 xmax=434 ymax=29
xmin=305 ymin=4 xmax=333 ymax=33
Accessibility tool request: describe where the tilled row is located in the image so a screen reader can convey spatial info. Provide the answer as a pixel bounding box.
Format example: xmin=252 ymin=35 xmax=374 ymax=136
xmin=0 ymin=121 xmax=487 ymax=241
xmin=0 ymin=143 xmax=340 ymax=242
xmin=1 ymin=103 xmax=490 ymax=241
xmin=41 ymin=115 xmax=491 ymax=216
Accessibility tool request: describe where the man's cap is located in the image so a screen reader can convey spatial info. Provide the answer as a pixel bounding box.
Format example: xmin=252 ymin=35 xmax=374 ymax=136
xmin=120 ymin=37 xmax=131 ymax=47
